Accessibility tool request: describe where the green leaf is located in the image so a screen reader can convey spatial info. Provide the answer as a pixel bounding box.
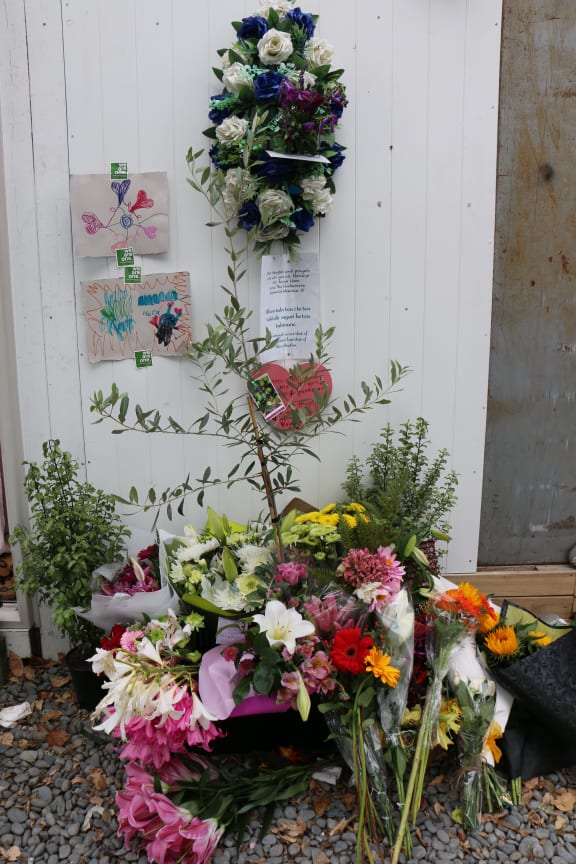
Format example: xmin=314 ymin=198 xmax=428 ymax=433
xmin=221 ymin=546 xmax=239 ymax=583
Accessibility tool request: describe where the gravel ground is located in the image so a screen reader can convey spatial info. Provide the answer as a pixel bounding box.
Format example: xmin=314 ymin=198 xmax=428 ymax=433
xmin=1 ymin=656 xmax=576 ymax=864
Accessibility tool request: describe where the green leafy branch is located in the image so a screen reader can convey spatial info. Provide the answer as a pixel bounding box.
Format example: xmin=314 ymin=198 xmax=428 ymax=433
xmin=90 ymin=147 xmax=409 ymax=531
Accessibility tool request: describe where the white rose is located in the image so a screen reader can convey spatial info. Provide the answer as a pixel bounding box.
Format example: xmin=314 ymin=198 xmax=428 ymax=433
xmin=304 ymin=37 xmax=335 ymax=68
xmin=258 ymin=0 xmax=294 ymax=15
xmin=222 ymin=62 xmax=253 ymax=94
xmin=257 ymin=223 xmax=291 ymax=241
xmin=300 ymin=176 xmax=333 ymax=214
xmin=257 ymin=28 xmax=293 ymax=66
xmin=215 ymin=116 xmax=249 ymax=146
xmin=257 ymin=188 xmax=294 ymax=226
xmin=286 ymin=69 xmax=317 ymax=89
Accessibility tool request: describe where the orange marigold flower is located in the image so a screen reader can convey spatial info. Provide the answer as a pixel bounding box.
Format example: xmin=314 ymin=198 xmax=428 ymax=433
xmin=364 ymin=647 xmax=400 ymax=687
xmin=484 ymin=625 xmax=519 ymax=657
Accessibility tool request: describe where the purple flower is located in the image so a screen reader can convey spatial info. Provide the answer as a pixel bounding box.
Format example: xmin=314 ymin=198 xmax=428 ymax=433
xmin=237 ymin=15 xmax=269 ymax=41
xmin=292 ymin=208 xmax=315 ymax=232
xmin=286 ymin=7 xmax=316 ymax=39
xmin=238 ymin=200 xmax=261 ymax=230
xmin=120 ymin=213 xmax=134 ymax=229
xmin=253 ymin=70 xmax=285 ymax=103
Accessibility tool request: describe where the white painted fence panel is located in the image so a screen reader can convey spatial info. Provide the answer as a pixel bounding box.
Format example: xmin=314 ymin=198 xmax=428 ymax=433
xmin=1 ymin=0 xmax=502 ymax=656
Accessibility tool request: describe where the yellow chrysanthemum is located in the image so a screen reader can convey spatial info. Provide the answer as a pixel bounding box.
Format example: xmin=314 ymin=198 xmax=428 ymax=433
xmin=484 ymin=625 xmax=519 ymax=657
xmin=484 ymin=721 xmax=503 ymax=764
xmin=342 ymin=513 xmax=358 ymax=528
xmin=295 ymin=510 xmax=339 ymax=526
xmin=364 ymin=648 xmax=400 ymax=687
xmin=345 ymin=502 xmax=366 ymax=513
xmin=436 ymin=698 xmax=462 ymax=749
xmin=402 ymin=705 xmax=422 ymax=727
xmin=528 ymin=630 xmax=552 ymax=647
xmin=320 ymin=503 xmax=336 ymax=514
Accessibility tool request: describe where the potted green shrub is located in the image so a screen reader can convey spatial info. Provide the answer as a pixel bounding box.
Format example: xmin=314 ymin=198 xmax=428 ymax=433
xmin=9 ymin=439 xmax=130 ymax=707
xmin=342 ymin=417 xmax=458 ymax=593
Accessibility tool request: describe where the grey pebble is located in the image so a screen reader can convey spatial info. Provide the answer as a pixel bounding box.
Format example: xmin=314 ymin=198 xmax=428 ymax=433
xmin=2 ymin=661 xmax=576 ymax=864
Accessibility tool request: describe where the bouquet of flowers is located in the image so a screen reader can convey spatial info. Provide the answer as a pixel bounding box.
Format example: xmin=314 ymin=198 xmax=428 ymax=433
xmin=451 ymin=673 xmax=497 ymax=831
xmin=162 ymin=508 xmax=275 ymax=622
xmin=391 ymin=581 xmax=496 ymax=864
xmin=75 ymin=538 xmax=180 ymax=631
xmin=195 ymin=0 xmax=347 ymax=255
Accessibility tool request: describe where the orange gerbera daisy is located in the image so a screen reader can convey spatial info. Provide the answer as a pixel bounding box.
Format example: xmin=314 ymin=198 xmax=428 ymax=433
xmin=364 ymin=648 xmax=400 ymax=687
xmin=484 ymin=625 xmax=519 ymax=657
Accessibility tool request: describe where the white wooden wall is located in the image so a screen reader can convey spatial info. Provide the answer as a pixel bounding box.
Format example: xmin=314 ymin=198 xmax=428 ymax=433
xmin=0 ymin=0 xmax=502 ymax=656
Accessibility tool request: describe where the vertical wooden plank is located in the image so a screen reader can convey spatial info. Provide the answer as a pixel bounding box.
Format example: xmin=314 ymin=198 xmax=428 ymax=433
xmin=0 ymin=0 xmax=50 ymax=460
xmin=25 ymin=0 xmax=85 ymax=458
xmin=480 ymin=0 xmax=576 ymax=565
xmin=450 ymin=0 xmax=502 ymax=570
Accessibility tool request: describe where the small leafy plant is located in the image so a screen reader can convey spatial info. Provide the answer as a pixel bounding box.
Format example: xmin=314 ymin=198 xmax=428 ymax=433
xmin=9 ymin=440 xmax=130 ymax=653
xmin=342 ymin=417 xmax=458 ymax=575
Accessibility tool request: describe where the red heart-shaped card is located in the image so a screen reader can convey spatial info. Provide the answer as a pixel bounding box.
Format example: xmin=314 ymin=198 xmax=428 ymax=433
xmin=250 ymin=362 xmax=332 ymax=430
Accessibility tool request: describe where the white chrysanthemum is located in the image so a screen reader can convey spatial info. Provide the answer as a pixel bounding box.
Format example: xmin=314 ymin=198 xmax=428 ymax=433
xmin=252 ymin=599 xmax=315 ymax=655
xmin=177 ymin=537 xmax=220 ymax=562
xmin=200 ymin=574 xmax=247 ymax=612
xmin=299 ymin=176 xmax=333 ymax=215
xmin=235 ymin=542 xmax=274 ymax=572
xmin=169 ymin=560 xmax=186 ymax=583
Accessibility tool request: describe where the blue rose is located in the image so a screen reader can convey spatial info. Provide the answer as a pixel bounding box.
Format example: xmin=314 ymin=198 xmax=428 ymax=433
xmin=237 ymin=15 xmax=269 ymax=41
xmin=238 ymin=200 xmax=261 ymax=231
xmin=321 ymin=141 xmax=346 ymax=171
xmin=252 ymin=152 xmax=296 ymax=183
xmin=292 ymin=208 xmax=315 ymax=232
xmin=120 ymin=213 xmax=134 ymax=229
xmin=286 ymin=8 xmax=316 ymax=39
xmin=253 ymin=70 xmax=285 ymax=103
xmin=208 ymin=94 xmax=230 ymax=124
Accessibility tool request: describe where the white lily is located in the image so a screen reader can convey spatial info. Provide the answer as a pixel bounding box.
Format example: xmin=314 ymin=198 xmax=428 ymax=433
xmin=252 ymin=599 xmax=315 ymax=655
xmin=136 ymin=637 xmax=164 ymax=665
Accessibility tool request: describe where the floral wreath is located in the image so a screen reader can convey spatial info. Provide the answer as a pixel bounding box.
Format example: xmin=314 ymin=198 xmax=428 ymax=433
xmin=204 ymin=0 xmax=348 ymax=254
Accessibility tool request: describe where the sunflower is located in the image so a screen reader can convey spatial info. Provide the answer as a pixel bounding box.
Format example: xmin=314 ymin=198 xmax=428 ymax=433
xmin=484 ymin=721 xmax=503 ymax=764
xmin=330 ymin=627 xmax=374 ymax=674
xmin=477 ymin=609 xmax=499 ymax=635
xmin=484 ymin=625 xmax=519 ymax=657
xmin=528 ymin=630 xmax=552 ymax=647
xmin=364 ymin=647 xmax=400 ymax=687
